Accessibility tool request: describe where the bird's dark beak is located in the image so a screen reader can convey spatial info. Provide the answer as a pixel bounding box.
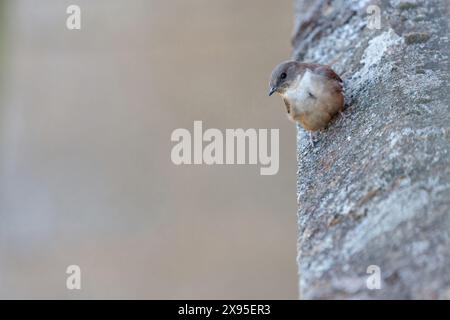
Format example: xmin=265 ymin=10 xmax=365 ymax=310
xmin=268 ymin=87 xmax=277 ymax=96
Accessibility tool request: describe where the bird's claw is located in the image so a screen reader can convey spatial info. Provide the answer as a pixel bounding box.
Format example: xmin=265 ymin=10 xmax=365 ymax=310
xmin=309 ymin=132 xmax=316 ymax=148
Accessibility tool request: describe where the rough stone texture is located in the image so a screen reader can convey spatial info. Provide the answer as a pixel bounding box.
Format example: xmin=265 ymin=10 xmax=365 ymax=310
xmin=294 ymin=0 xmax=450 ymax=299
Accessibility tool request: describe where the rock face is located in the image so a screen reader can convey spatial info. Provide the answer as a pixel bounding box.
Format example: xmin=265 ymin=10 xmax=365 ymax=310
xmin=294 ymin=0 xmax=450 ymax=299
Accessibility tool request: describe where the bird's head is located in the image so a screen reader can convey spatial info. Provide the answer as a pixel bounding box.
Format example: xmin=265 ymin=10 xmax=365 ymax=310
xmin=268 ymin=60 xmax=299 ymax=96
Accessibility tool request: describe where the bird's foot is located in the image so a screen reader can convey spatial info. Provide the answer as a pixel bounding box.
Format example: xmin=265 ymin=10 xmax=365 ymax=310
xmin=309 ymin=132 xmax=316 ymax=148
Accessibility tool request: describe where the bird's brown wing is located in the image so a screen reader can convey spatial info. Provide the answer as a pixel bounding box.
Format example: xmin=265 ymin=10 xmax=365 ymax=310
xmin=298 ymin=62 xmax=343 ymax=85
xmin=313 ymin=65 xmax=343 ymax=84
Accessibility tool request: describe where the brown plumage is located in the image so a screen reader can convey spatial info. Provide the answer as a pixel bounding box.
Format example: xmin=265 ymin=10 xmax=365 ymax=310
xmin=269 ymin=61 xmax=344 ymax=135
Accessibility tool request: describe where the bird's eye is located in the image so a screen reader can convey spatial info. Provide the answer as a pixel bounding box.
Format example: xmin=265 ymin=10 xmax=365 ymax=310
xmin=280 ymin=72 xmax=287 ymax=79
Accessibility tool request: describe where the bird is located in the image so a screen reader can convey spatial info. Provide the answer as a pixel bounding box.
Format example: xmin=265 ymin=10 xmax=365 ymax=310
xmin=269 ymin=60 xmax=344 ymax=146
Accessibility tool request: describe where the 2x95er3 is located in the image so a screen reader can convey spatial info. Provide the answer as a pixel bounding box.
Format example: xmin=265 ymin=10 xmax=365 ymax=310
xmin=221 ymin=304 xmax=270 ymax=316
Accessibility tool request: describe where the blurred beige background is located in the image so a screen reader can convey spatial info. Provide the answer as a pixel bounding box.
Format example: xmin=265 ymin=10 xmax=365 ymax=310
xmin=0 ymin=0 xmax=297 ymax=299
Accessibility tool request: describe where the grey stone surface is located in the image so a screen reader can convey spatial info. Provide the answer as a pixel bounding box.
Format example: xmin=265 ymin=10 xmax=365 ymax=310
xmin=293 ymin=0 xmax=450 ymax=299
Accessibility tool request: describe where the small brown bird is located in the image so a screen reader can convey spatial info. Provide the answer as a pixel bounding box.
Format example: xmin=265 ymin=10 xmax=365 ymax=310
xmin=269 ymin=60 xmax=344 ymax=146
